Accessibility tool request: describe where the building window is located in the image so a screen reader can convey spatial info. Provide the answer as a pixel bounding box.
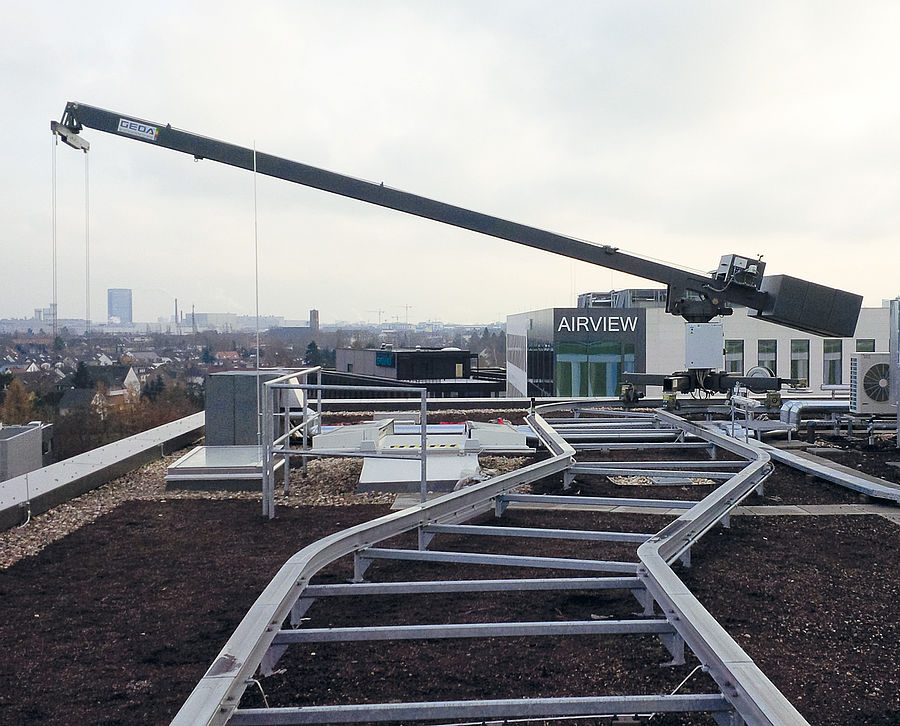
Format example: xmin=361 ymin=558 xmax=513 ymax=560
xmin=724 ymin=340 xmax=744 ymax=374
xmin=757 ymin=339 xmax=777 ymax=373
xmin=524 ymin=345 xmax=554 ymax=396
xmin=346 ymin=363 xmax=353 ymax=373
xmin=555 ymin=341 xmax=635 ymax=397
xmin=790 ymin=340 xmax=809 ymax=383
xmin=856 ymin=339 xmax=876 ymax=353
xmin=823 ymin=339 xmax=842 ymax=385
xmin=506 ymin=334 xmax=527 ymax=371
xmin=506 ymin=333 xmax=529 ymax=397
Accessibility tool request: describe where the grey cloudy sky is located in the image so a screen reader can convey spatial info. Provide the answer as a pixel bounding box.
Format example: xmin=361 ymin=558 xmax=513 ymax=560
xmin=3 ymin=1 xmax=899 ymax=326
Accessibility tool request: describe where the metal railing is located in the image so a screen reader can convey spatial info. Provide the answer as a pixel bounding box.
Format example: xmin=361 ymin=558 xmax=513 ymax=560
xmin=260 ymin=368 xmax=431 ymax=517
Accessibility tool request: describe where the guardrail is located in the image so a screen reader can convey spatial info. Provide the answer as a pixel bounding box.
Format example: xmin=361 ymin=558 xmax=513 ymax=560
xmin=260 ymin=369 xmax=431 ymax=517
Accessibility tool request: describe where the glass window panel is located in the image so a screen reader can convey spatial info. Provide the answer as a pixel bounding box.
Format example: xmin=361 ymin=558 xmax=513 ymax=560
xmin=758 ymin=339 xmax=777 ymax=372
xmin=823 ymin=339 xmax=842 ymax=385
xmin=724 ymin=340 xmax=744 ymax=374
xmin=790 ymin=340 xmax=809 ymax=382
xmin=555 ymin=340 xmax=638 ymax=397
xmin=578 ymin=361 xmax=590 ymax=396
xmin=556 ymin=360 xmax=572 ymax=397
xmin=589 ymin=361 xmax=607 ymax=396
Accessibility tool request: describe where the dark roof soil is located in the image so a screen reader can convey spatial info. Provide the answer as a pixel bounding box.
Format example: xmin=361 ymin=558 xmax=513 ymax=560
xmin=681 ymin=514 xmax=900 ymax=725
xmin=0 ymin=444 xmax=898 ymax=725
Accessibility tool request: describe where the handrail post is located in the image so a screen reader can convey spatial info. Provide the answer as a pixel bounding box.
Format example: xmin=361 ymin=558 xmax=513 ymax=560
xmin=316 ymin=369 xmax=323 ymax=435
xmin=301 ymin=371 xmax=309 ymax=479
xmin=261 ymin=379 xmax=271 ymax=518
xmin=282 ymin=384 xmax=291 ymax=492
xmin=420 ymin=390 xmax=428 ymax=503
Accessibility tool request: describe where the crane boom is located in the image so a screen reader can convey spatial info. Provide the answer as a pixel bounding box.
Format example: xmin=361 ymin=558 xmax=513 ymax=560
xmin=52 ymin=101 xmax=862 ymax=337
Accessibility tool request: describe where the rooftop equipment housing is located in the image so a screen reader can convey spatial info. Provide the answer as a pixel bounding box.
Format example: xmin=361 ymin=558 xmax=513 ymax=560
xmin=850 ymin=353 xmax=893 ymax=415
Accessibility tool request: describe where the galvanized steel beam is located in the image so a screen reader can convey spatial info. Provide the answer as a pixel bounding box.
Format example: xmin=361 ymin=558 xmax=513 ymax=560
xmin=572 ymin=467 xmax=735 ymax=479
xmin=501 ymin=493 xmax=698 ymax=509
xmin=302 ymin=576 xmax=643 ymax=596
xmin=573 ymin=460 xmax=746 ymax=470
xmin=423 ymin=523 xmax=654 ymax=543
xmin=635 ymin=411 xmax=808 ymax=726
xmin=571 ymin=441 xmax=714 ymax=450
xmin=228 ymin=693 xmax=733 ymax=724
xmin=273 ymin=619 xmax=675 ymax=644
xmin=757 ymin=442 xmax=900 ymax=503
xmin=357 ymin=547 xmax=639 ymax=574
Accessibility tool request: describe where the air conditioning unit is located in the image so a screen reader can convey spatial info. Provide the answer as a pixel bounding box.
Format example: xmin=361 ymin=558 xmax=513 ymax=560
xmin=850 ymin=353 xmax=893 ymax=415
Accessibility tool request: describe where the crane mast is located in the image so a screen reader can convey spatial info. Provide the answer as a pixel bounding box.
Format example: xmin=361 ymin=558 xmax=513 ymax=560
xmin=52 ymin=101 xmax=862 ymax=338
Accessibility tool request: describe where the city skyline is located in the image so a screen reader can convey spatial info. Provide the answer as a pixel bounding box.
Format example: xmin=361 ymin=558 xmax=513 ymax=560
xmin=5 ymin=2 xmax=900 ymax=325
xmin=0 ymin=299 xmax=508 ymax=331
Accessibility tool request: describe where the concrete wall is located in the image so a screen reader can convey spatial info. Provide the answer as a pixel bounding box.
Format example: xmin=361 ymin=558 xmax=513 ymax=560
xmin=335 ymin=349 xmax=384 ymax=378
xmin=0 ymin=413 xmax=204 ymax=532
xmin=0 ymin=425 xmax=43 ymax=482
xmin=206 ymin=370 xmax=306 ymax=446
xmin=206 ymin=372 xmax=270 ymax=446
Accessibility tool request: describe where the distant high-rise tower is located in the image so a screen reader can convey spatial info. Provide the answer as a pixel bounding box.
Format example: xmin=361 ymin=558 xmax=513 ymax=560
xmin=107 ymin=288 xmax=133 ymax=325
xmin=309 ymin=309 xmax=319 ymax=332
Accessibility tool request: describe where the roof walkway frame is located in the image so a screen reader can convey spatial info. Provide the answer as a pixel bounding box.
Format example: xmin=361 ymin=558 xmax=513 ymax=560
xmin=171 ymin=402 xmax=809 ymax=726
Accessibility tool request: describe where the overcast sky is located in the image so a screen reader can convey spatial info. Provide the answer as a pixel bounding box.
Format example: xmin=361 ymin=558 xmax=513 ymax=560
xmin=4 ymin=1 xmax=899 ymax=327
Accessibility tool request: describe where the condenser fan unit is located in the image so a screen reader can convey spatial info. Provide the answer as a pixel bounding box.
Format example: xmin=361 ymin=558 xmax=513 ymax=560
xmin=862 ymin=363 xmax=890 ymax=402
xmin=850 ymin=353 xmax=893 ymax=414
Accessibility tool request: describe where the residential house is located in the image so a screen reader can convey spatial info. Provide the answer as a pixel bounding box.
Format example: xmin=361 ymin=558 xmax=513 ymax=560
xmin=58 ymin=388 xmax=106 ymax=417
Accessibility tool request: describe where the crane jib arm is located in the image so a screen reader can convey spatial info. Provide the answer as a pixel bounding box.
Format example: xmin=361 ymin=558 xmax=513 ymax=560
xmin=52 ymin=102 xmax=863 ymax=337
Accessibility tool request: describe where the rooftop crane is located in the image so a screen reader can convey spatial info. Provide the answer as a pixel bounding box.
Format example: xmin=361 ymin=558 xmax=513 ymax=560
xmin=52 ymin=102 xmax=863 ymax=394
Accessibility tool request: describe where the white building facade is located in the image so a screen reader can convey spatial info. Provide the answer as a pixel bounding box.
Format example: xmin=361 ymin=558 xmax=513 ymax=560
xmin=646 ymin=306 xmax=889 ymax=388
xmin=507 ymin=296 xmax=892 ymax=397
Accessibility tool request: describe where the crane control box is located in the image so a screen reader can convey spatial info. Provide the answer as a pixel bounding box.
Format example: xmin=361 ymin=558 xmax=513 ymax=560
xmin=715 ymin=254 xmax=765 ymax=289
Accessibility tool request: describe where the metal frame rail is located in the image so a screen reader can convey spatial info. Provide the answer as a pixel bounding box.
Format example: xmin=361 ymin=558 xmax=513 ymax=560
xmin=171 ymin=412 xmax=574 ymax=725
xmin=261 ymin=368 xmax=320 ymax=518
xmin=540 ymin=403 xmax=808 ymax=724
xmin=755 ymin=440 xmax=900 ymax=503
xmin=172 ymin=404 xmax=809 ymax=726
xmin=636 ymin=411 xmax=808 ymax=726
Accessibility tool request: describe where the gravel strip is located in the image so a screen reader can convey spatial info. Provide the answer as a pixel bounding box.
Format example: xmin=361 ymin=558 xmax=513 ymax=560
xmin=609 ymin=475 xmax=716 ymax=486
